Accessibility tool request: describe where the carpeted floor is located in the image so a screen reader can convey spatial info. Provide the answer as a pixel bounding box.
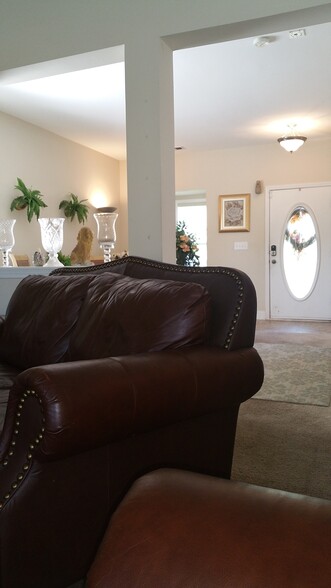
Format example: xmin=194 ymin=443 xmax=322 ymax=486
xmin=232 ymin=398 xmax=331 ymax=500
xmin=254 ymin=343 xmax=330 ymax=406
xmin=232 ymin=321 xmax=331 ymax=501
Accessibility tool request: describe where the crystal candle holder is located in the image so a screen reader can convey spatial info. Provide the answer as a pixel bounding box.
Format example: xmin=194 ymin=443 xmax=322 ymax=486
xmin=38 ymin=217 xmax=65 ymax=267
xmin=94 ymin=210 xmax=118 ymax=263
xmin=0 ymin=219 xmax=16 ymax=267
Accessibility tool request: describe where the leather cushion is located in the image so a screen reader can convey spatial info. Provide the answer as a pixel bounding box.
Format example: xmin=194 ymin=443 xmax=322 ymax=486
xmin=87 ymin=469 xmax=331 ymax=588
xmin=67 ymin=272 xmax=211 ymax=360
xmin=0 ymin=274 xmax=95 ymax=369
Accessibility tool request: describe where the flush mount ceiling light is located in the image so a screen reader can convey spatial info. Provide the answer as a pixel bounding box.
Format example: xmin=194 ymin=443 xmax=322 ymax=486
xmin=277 ymin=125 xmax=307 ymax=153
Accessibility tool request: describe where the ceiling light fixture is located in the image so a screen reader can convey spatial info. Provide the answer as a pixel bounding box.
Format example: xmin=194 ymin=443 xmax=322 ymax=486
xmin=277 ymin=125 xmax=307 ymax=153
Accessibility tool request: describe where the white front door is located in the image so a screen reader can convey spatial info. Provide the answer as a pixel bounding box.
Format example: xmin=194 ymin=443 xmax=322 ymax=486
xmin=269 ymin=184 xmax=331 ymax=320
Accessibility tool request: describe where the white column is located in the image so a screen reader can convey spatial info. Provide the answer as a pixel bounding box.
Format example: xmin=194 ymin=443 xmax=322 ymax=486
xmin=125 ymin=37 xmax=175 ymax=262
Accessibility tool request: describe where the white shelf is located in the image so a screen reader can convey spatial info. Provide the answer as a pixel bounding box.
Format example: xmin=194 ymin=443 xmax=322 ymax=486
xmin=0 ymin=266 xmax=54 ymax=278
xmin=0 ymin=267 xmax=54 ymax=314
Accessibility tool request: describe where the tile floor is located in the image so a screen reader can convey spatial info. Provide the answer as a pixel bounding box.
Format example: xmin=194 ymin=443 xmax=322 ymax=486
xmin=255 ymin=319 xmax=331 ymax=347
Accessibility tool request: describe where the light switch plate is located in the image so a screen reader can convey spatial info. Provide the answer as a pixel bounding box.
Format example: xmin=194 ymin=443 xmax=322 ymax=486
xmin=234 ymin=241 xmax=248 ymax=250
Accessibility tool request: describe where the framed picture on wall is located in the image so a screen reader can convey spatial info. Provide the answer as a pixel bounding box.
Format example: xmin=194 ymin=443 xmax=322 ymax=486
xmin=218 ymin=193 xmax=250 ymax=232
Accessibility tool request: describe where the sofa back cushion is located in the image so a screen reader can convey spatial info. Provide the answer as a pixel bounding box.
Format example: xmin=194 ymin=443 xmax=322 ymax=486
xmin=0 ymin=274 xmax=95 ymax=370
xmin=67 ymin=272 xmax=211 ymax=360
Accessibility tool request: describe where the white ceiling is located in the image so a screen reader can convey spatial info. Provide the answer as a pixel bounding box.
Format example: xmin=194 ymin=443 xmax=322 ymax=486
xmin=0 ymin=21 xmax=330 ymax=161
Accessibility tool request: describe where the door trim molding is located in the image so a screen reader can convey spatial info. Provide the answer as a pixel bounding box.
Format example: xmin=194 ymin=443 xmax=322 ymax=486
xmin=265 ymin=181 xmax=331 ymax=320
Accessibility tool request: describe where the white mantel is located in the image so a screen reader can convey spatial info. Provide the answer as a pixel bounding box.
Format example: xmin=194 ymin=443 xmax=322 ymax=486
xmin=0 ymin=266 xmax=54 ymax=315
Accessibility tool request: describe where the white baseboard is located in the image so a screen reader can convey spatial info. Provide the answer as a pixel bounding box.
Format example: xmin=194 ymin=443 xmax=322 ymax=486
xmin=257 ymin=310 xmax=266 ymax=320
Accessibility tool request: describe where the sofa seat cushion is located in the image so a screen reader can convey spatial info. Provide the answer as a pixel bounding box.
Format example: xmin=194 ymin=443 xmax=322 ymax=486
xmin=67 ymin=272 xmax=211 ymax=360
xmin=0 ymin=274 xmax=95 ymax=370
xmin=87 ymin=469 xmax=331 ymax=588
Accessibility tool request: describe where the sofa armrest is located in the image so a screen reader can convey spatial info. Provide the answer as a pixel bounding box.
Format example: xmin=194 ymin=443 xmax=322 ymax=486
xmin=1 ymin=347 xmax=263 ymax=463
xmin=0 ymin=347 xmax=263 ymax=588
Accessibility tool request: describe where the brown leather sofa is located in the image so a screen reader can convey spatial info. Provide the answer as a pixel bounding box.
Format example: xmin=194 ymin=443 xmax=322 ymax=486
xmin=0 ymin=256 xmax=263 ymax=588
xmin=87 ymin=469 xmax=331 ymax=588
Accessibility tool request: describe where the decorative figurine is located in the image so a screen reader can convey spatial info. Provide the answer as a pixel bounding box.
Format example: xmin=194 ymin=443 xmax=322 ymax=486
xmin=33 ymin=250 xmax=45 ymax=266
xmin=70 ymin=227 xmax=94 ymax=265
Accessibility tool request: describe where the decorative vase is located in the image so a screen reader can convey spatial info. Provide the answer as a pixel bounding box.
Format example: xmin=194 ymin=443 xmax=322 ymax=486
xmin=0 ymin=219 xmax=16 ymax=267
xmin=38 ymin=218 xmax=65 ymax=267
xmin=93 ymin=210 xmax=118 ymax=263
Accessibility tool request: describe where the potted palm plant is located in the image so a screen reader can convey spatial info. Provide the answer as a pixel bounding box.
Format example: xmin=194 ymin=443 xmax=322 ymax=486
xmin=59 ymin=193 xmax=89 ymax=224
xmin=10 ymin=177 xmax=47 ymax=222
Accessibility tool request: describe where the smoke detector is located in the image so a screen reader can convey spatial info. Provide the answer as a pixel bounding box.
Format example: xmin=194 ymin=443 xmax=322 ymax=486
xmin=253 ymin=36 xmax=272 ymax=48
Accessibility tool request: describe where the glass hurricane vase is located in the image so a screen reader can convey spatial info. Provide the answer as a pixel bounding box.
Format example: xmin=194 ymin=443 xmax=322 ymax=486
xmin=93 ymin=210 xmax=118 ymax=263
xmin=0 ymin=219 xmax=16 ymax=267
xmin=38 ymin=217 xmax=65 ymax=267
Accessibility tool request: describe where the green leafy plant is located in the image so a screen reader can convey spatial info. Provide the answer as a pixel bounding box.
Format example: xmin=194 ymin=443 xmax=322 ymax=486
xmin=57 ymin=251 xmax=72 ymax=266
xmin=59 ymin=193 xmax=89 ymax=224
xmin=176 ymin=220 xmax=200 ymax=267
xmin=10 ymin=177 xmax=47 ymax=222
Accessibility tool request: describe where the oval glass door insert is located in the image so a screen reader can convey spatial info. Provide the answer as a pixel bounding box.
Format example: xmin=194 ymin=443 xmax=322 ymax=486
xmin=282 ymin=206 xmax=318 ymax=299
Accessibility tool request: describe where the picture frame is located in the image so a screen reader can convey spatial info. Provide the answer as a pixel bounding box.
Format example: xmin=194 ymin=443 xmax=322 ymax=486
xmin=218 ymin=193 xmax=250 ymax=232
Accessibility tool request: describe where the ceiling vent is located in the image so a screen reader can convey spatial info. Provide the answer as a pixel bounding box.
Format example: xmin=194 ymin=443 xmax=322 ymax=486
xmin=289 ymin=29 xmax=306 ymax=39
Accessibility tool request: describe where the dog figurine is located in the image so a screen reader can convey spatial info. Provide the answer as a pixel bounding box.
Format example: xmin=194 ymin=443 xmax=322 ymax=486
xmin=70 ymin=227 xmax=94 ymax=265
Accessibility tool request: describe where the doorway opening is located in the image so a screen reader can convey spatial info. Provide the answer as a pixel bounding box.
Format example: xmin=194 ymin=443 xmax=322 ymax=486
xmin=176 ymin=191 xmax=207 ymax=266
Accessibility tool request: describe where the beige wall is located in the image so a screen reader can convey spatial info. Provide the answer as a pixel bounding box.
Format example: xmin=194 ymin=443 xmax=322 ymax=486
xmin=1 ymin=109 xmax=330 ymax=315
xmin=0 ymin=111 xmax=123 ymax=260
xmin=175 ymin=138 xmax=331 ymax=314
